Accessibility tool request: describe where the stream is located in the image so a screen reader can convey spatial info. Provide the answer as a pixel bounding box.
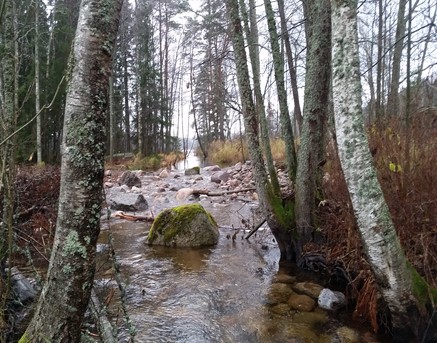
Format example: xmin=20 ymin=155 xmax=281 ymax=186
xmin=96 ymin=159 xmax=376 ymax=342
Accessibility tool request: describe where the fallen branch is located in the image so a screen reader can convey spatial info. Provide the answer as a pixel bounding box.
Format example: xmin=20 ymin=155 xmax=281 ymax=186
xmin=192 ymin=187 xmax=256 ymax=196
xmin=113 ymin=212 xmax=154 ymax=222
xmin=245 ymin=219 xmax=267 ymax=240
xmin=14 ymin=205 xmax=49 ymax=220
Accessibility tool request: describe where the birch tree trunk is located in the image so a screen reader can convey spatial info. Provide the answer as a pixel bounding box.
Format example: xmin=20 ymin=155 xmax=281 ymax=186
xmin=331 ymin=0 xmax=434 ymax=340
xmin=21 ymin=0 xmax=123 ymax=341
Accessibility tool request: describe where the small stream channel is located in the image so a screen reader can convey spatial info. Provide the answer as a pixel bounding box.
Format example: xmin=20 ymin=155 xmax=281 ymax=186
xmin=95 ymin=156 xmax=375 ymax=342
xmin=96 ymin=217 xmax=370 ymax=342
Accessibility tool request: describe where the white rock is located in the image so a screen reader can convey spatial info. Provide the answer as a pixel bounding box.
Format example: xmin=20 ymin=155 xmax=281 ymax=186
xmin=203 ymin=165 xmax=221 ymax=172
xmin=159 ymin=168 xmax=169 ymax=178
xmin=318 ymin=288 xmax=346 ymax=311
xmin=176 ymin=188 xmax=194 ymax=200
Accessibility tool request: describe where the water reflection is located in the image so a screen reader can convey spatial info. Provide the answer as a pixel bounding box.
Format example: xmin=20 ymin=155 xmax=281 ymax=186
xmin=98 ymin=220 xmax=281 ymax=342
xmin=176 ymin=151 xmax=203 ymax=170
xmin=97 ymin=219 xmax=365 ymax=343
xmin=148 ymin=246 xmax=211 ymax=270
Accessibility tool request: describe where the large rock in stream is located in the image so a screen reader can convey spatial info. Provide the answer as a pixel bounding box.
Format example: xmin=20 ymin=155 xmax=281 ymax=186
xmin=108 ymin=193 xmax=148 ymax=212
xmin=147 ymin=204 xmax=219 ymax=247
xmin=118 ymin=170 xmax=142 ymax=188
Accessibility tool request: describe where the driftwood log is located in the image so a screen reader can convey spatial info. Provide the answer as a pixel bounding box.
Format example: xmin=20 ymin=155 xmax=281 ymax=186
xmin=191 ymin=187 xmax=256 ymax=196
xmin=113 ymin=212 xmax=155 ymax=222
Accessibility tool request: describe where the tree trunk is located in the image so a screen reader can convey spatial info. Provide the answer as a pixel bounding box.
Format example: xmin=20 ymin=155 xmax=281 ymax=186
xmin=375 ymin=0 xmax=384 ymax=121
xmin=263 ymin=0 xmax=297 ymax=180
xmin=123 ymin=46 xmax=131 ymax=152
xmin=239 ymin=0 xmax=281 ymax=196
xmin=386 ymin=0 xmax=407 ymax=118
xmin=225 ymin=0 xmax=294 ymax=261
xmin=277 ymin=0 xmax=303 ymax=135
xmin=0 ymin=1 xmax=17 ymax=338
xmin=189 ymin=50 xmax=208 ymax=161
xmin=21 ymin=0 xmax=123 ymax=341
xmin=295 ymin=0 xmax=331 ymax=261
xmin=35 ymin=0 xmax=42 ymax=164
xmin=331 ymin=1 xmax=434 ymax=340
xmin=109 ymin=73 xmax=114 ymax=163
xmin=44 ymin=5 xmax=54 ymax=162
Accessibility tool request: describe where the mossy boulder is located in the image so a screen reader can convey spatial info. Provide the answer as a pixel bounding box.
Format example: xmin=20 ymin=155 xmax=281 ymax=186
xmin=147 ymin=204 xmax=219 ymax=247
xmin=184 ymin=166 xmax=200 ymax=176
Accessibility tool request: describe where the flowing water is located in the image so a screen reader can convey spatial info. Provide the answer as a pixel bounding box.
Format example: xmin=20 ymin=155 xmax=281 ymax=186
xmin=96 ymin=157 xmax=372 ymax=342
xmin=176 ymin=152 xmax=204 ymax=170
xmin=96 ymin=206 xmax=366 ymax=343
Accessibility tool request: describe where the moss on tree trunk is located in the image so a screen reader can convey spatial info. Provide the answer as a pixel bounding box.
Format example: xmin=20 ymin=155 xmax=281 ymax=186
xmin=21 ymin=0 xmax=123 ymax=341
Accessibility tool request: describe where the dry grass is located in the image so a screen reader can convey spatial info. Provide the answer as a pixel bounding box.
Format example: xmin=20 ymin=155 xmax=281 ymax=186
xmin=270 ymin=138 xmax=286 ymax=162
xmin=207 ymin=138 xmax=288 ymax=166
xmin=317 ymin=112 xmax=437 ymax=332
xmin=208 ymin=139 xmax=247 ymax=166
xmin=369 ymin=115 xmax=437 ymax=287
xmin=126 ymin=151 xmax=185 ymax=171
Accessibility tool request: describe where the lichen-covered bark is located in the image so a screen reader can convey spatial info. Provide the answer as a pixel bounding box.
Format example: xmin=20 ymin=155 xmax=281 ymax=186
xmin=239 ymin=0 xmax=281 ymax=196
xmin=225 ymin=0 xmax=293 ymax=260
xmin=331 ymin=0 xmax=430 ymax=340
xmin=263 ymin=0 xmax=297 ymax=180
xmin=295 ymin=0 xmax=331 ymax=260
xmin=386 ymin=0 xmax=407 ymax=117
xmin=278 ymin=0 xmax=303 ymax=134
xmin=0 ymin=2 xmax=18 ymax=339
xmin=21 ymin=0 xmax=123 ymax=341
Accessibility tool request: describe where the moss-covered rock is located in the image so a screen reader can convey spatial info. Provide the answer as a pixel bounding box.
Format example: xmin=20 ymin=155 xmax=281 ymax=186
xmin=184 ymin=166 xmax=200 ymax=176
xmin=287 ymin=294 xmax=316 ymax=312
xmin=147 ymin=204 xmax=219 ymax=247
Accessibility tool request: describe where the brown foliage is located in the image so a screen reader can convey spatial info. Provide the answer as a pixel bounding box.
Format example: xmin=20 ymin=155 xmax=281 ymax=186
xmin=12 ymin=166 xmax=60 ymax=264
xmin=315 ymin=113 xmax=437 ymax=332
xmin=369 ymin=114 xmax=437 ymax=286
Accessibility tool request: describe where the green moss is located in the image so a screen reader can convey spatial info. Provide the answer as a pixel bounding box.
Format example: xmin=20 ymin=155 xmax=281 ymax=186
xmin=18 ymin=333 xmax=30 ymax=343
xmin=407 ymin=261 xmax=437 ymax=305
xmin=148 ymin=204 xmax=216 ymax=244
xmin=18 ymin=333 xmax=51 ymax=343
xmin=269 ymin=188 xmax=295 ymax=231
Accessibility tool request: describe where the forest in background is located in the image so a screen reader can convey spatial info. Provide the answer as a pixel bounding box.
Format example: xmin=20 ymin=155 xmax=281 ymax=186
xmin=0 ymin=0 xmax=435 ymax=163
